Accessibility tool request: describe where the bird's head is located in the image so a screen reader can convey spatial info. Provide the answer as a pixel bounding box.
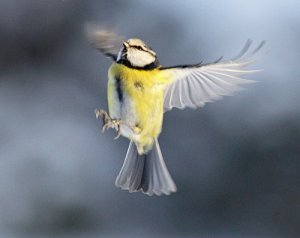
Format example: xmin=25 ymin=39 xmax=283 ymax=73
xmin=117 ymin=38 xmax=159 ymax=69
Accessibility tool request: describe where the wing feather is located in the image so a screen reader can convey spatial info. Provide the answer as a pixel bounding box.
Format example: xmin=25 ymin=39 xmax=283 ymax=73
xmin=161 ymin=41 xmax=264 ymax=112
xmin=182 ymin=76 xmax=195 ymax=108
xmin=85 ymin=24 xmax=124 ymax=61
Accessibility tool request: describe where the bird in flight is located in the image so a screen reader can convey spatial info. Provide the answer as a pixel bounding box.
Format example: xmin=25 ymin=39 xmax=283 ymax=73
xmin=87 ymin=25 xmax=264 ymax=196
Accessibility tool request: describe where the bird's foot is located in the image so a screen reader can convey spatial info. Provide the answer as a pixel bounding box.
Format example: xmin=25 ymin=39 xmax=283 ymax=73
xmin=95 ymin=109 xmax=123 ymax=139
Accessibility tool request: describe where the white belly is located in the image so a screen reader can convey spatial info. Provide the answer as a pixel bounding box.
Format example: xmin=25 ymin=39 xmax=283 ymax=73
xmin=120 ymin=93 xmax=138 ymax=126
xmin=108 ymin=78 xmax=138 ymax=139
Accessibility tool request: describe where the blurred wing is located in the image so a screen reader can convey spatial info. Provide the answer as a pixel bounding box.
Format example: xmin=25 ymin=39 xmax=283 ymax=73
xmin=85 ymin=24 xmax=124 ymax=61
xmin=161 ymin=40 xmax=265 ymax=112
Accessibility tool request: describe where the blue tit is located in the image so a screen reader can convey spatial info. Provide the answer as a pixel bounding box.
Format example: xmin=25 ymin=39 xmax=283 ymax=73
xmin=88 ymin=26 xmax=264 ymax=196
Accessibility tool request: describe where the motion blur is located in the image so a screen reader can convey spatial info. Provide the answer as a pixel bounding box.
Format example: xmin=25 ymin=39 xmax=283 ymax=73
xmin=0 ymin=1 xmax=299 ymax=237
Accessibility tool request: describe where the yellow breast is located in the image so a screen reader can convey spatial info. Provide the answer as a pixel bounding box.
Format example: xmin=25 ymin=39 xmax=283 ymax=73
xmin=108 ymin=63 xmax=168 ymax=152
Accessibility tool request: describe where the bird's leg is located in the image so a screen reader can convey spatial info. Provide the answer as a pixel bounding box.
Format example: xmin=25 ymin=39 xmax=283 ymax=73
xmin=95 ymin=109 xmax=109 ymax=131
xmin=95 ymin=109 xmax=122 ymax=137
xmin=95 ymin=109 xmax=120 ymax=133
xmin=95 ymin=109 xmax=136 ymax=140
xmin=113 ymin=122 xmax=142 ymax=140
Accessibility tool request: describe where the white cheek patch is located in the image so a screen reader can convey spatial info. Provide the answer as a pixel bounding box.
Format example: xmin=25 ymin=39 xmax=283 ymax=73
xmin=127 ymin=49 xmax=155 ymax=67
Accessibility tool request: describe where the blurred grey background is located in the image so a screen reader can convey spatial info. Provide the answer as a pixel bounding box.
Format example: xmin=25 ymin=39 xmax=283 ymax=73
xmin=0 ymin=0 xmax=300 ymax=237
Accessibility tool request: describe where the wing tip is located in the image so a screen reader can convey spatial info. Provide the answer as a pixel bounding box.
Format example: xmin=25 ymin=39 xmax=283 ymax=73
xmin=231 ymin=39 xmax=266 ymax=61
xmin=85 ymin=22 xmax=124 ymax=61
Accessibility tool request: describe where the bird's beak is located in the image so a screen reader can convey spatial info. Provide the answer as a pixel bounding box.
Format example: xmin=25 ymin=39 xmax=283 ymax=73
xmin=123 ymin=41 xmax=129 ymax=48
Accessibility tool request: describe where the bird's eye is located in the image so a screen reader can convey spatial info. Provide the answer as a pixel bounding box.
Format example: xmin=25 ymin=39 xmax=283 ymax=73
xmin=136 ymin=46 xmax=143 ymax=50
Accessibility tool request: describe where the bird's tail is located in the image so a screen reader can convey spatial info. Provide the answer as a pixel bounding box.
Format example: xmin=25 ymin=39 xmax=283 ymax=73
xmin=115 ymin=139 xmax=177 ymax=196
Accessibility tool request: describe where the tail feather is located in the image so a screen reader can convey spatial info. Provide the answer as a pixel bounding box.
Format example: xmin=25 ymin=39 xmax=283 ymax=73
xmin=115 ymin=142 xmax=145 ymax=192
xmin=115 ymin=139 xmax=177 ymax=196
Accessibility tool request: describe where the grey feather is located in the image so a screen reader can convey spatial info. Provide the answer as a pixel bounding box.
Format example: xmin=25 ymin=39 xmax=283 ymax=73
xmin=162 ymin=41 xmax=264 ymax=112
xmin=115 ymin=140 xmax=177 ymax=196
xmin=85 ymin=23 xmax=124 ymax=61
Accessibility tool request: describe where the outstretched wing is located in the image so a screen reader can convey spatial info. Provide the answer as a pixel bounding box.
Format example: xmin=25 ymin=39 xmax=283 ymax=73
xmin=85 ymin=24 xmax=124 ymax=61
xmin=161 ymin=40 xmax=265 ymax=112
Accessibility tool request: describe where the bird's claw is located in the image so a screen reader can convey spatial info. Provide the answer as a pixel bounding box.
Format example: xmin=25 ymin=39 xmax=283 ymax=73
xmin=95 ymin=109 xmax=122 ymax=139
xmin=113 ymin=126 xmax=122 ymax=140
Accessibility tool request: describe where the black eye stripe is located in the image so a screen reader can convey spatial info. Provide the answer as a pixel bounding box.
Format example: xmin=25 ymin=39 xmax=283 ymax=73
xmin=132 ymin=45 xmax=146 ymax=51
xmin=128 ymin=45 xmax=156 ymax=56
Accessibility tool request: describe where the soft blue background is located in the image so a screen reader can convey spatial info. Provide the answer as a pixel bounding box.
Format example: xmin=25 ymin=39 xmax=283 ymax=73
xmin=0 ymin=0 xmax=299 ymax=237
